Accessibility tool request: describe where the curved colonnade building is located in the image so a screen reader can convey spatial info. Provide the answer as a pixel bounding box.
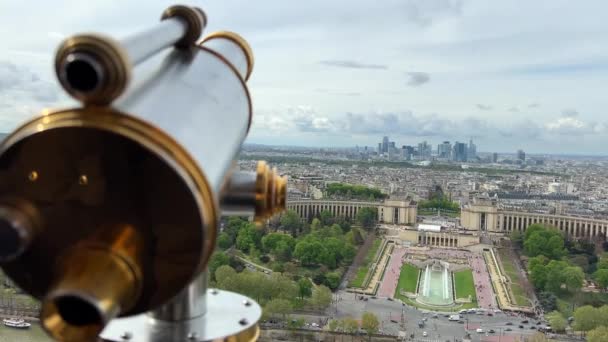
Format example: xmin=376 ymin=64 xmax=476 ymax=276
xmin=286 ymin=199 xmax=417 ymax=225
xmin=286 ymin=196 xmax=608 ymax=247
xmin=461 ymin=196 xmax=608 ymax=239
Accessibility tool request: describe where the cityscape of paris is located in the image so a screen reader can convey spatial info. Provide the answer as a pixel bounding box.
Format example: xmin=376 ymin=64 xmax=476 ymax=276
xmin=2 ymin=0 xmax=608 ymax=342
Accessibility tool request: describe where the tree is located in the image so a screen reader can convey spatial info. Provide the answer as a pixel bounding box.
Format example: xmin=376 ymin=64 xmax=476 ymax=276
xmin=361 ymin=312 xmax=379 ymax=336
xmin=297 ymin=278 xmax=313 ymax=300
xmin=294 ymin=241 xmax=322 ymax=266
xmin=595 ymin=269 xmax=608 ymax=290
xmin=356 ymin=207 xmax=377 ymax=229
xmin=588 ymin=326 xmax=608 ymax=342
xmin=526 ymin=333 xmax=549 ymax=342
xmin=562 ymin=266 xmax=584 ymax=292
xmin=510 ymin=230 xmax=523 ymax=248
xmin=325 ymin=272 xmax=341 ymax=289
xmin=351 ymin=228 xmax=364 ymax=245
xmin=598 ymin=254 xmax=608 ymax=270
xmin=328 ymin=319 xmax=340 ymax=331
xmin=208 ymin=252 xmax=230 ymax=281
xmin=236 ymin=224 xmax=261 ymax=253
xmin=545 ymin=311 xmax=567 ymax=333
xmin=320 ymin=210 xmax=334 ymax=226
xmin=574 ymin=305 xmax=600 ymax=332
xmin=224 ymin=217 xmax=247 ymax=241
xmin=311 ymin=285 xmax=332 ymax=309
xmin=215 ymin=265 xmax=236 ymax=285
xmin=280 ymin=210 xmax=302 ymax=236
xmin=311 ymin=218 xmax=322 ymax=232
xmin=264 ymin=298 xmax=292 ymax=320
xmin=217 ymin=232 xmax=232 ymax=249
xmin=537 ymin=291 xmax=557 ymax=312
xmin=342 ymin=317 xmax=359 ymax=333
xmin=317 ymin=248 xmax=337 ymax=269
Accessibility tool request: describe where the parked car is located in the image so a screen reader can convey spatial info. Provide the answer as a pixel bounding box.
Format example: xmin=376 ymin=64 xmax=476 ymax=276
xmin=506 ymin=322 xmax=513 ymax=325
xmin=488 ymin=329 xmax=495 ymax=333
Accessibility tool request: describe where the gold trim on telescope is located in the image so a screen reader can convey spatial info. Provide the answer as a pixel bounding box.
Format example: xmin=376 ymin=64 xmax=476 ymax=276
xmin=55 ymin=34 xmax=131 ymax=105
xmin=161 ymin=5 xmax=206 ymax=48
xmin=0 ymin=108 xmax=219 ymax=275
xmin=200 ymin=31 xmax=254 ymax=81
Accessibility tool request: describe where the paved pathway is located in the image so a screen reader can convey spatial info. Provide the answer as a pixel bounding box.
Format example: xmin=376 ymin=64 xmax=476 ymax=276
xmin=377 ymin=247 xmax=406 ymax=297
xmin=469 ymin=253 xmax=497 ymax=309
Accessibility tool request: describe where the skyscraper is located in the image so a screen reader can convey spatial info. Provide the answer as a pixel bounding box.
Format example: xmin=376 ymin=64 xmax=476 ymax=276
xmin=492 ymin=152 xmax=498 ymax=163
xmin=517 ymin=149 xmax=526 ymax=161
xmin=382 ymin=136 xmax=389 ymax=153
xmin=468 ymin=139 xmax=477 ymax=160
xmin=437 ymin=141 xmax=452 ymax=159
xmin=417 ymin=141 xmax=432 ymax=160
xmin=452 ymin=142 xmax=467 ymax=162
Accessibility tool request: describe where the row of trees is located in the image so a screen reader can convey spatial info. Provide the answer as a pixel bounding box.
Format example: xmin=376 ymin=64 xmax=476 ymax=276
xmin=523 ymin=225 xmax=585 ymax=298
xmin=418 ymin=195 xmax=460 ymax=211
xmin=570 ymin=305 xmax=608 ymax=340
xmin=325 ymin=183 xmax=387 ymax=200
xmin=214 ymin=264 xmax=333 ymax=318
xmin=327 ymin=312 xmax=380 ymax=336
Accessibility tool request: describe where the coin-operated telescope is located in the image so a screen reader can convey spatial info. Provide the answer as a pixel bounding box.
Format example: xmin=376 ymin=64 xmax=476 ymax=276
xmin=0 ymin=5 xmax=286 ymax=342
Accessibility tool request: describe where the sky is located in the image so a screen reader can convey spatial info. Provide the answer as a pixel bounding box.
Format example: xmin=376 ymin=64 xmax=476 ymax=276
xmin=1 ymin=1 xmax=608 ymax=154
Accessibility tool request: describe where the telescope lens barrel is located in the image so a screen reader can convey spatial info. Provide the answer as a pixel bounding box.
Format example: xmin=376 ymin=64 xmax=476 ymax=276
xmin=0 ymin=201 xmax=40 ymax=261
xmin=61 ymin=53 xmax=104 ymax=94
xmin=41 ymin=225 xmax=143 ymax=342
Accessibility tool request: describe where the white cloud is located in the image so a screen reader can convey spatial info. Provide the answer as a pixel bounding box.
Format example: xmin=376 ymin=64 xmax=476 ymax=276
xmin=2 ymin=0 xmax=608 ymax=153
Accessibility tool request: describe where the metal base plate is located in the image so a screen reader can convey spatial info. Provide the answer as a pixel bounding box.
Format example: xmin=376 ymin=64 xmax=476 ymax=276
xmin=100 ymin=289 xmax=261 ymax=342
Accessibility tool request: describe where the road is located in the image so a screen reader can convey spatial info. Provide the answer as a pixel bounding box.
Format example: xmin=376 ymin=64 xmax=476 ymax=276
xmin=325 ymin=290 xmax=541 ymax=341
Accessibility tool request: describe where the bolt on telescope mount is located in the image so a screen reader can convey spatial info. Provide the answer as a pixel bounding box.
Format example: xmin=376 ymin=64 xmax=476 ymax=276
xmin=0 ymin=4 xmax=285 ymax=342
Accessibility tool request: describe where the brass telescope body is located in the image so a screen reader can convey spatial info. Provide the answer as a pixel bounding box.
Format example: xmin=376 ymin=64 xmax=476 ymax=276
xmin=0 ymin=5 xmax=284 ymax=342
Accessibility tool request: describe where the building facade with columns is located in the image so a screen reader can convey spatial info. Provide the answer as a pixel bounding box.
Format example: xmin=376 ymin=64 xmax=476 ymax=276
xmin=462 ymin=196 xmax=608 ymax=239
xmin=286 ymin=198 xmax=417 ymax=225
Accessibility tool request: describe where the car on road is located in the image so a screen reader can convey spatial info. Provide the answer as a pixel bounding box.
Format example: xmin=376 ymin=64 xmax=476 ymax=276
xmin=506 ymin=322 xmax=513 ymax=325
xmin=390 ymin=319 xmax=398 ymax=323
xmin=488 ymin=329 xmax=495 ymax=333
xmin=505 ymin=328 xmax=512 ymax=331
xmin=476 ymin=328 xmax=484 ymax=333
xmin=521 ymin=320 xmax=529 ymax=324
xmin=519 ymin=325 xmax=524 ymax=329
xmin=423 ymin=331 xmax=428 ymax=337
xmin=387 ymin=298 xmax=394 ymax=301
xmin=458 ymin=321 xmax=464 ymax=324
xmin=530 ymin=326 xmax=536 ymax=330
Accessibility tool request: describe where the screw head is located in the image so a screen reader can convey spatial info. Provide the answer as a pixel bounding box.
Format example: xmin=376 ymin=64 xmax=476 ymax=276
xmin=28 ymin=171 xmax=38 ymax=182
xmin=239 ymin=318 xmax=248 ymax=326
xmin=120 ymin=331 xmax=132 ymax=340
xmin=78 ymin=174 xmax=88 ymax=185
xmin=210 ymin=289 xmax=219 ymax=295
xmin=243 ymin=299 xmax=251 ymax=307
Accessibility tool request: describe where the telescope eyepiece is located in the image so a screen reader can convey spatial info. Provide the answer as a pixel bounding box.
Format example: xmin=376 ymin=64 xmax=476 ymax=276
xmin=0 ymin=201 xmax=41 ymax=262
xmin=62 ymin=53 xmax=104 ymax=94
xmin=54 ymin=295 xmax=103 ymax=327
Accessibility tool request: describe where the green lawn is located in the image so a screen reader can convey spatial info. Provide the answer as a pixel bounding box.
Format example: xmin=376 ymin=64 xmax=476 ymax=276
xmin=497 ymin=249 xmax=530 ymax=306
xmin=395 ymin=263 xmax=419 ymax=294
xmin=350 ymin=267 xmax=368 ymax=288
xmin=348 ymin=238 xmax=382 ymax=288
xmin=454 ymin=269 xmax=476 ymax=300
